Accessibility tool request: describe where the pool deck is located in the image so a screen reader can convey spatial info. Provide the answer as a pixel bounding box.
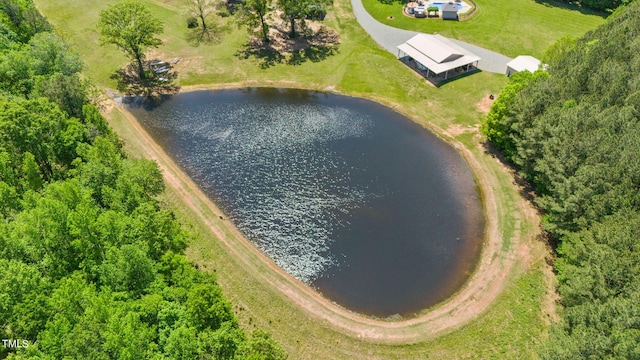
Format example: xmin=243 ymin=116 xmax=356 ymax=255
xmin=405 ymin=0 xmax=473 ymax=18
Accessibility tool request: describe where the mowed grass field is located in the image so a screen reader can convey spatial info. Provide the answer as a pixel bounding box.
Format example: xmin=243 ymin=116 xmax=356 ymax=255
xmin=33 ymin=0 xmax=514 ymax=132
xmin=33 ymin=0 xmax=603 ymax=357
xmin=362 ymin=0 xmax=606 ymax=57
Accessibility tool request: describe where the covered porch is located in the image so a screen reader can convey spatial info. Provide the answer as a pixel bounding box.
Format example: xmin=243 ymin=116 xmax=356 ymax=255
xmin=397 ymin=34 xmax=481 ymax=84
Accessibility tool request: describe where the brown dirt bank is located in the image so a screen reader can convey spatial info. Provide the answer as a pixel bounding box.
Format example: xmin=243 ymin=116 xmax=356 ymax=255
xmin=106 ymin=82 xmax=540 ymax=345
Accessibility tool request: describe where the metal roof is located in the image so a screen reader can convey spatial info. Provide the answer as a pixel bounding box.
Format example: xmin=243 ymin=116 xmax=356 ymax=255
xmin=397 ymin=34 xmax=481 ymax=75
xmin=442 ymin=2 xmax=459 ymax=12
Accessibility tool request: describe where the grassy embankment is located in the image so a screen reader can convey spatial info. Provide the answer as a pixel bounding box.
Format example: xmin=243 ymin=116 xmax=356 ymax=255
xmin=34 ymin=0 xmax=603 ymax=358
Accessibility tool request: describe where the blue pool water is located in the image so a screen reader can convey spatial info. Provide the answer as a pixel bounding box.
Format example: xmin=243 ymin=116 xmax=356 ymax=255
xmin=429 ymin=1 xmax=463 ymax=9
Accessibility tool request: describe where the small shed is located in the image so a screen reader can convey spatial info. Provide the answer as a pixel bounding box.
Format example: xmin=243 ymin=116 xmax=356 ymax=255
xmin=506 ymin=55 xmax=541 ymax=76
xmin=442 ymin=2 xmax=458 ymax=20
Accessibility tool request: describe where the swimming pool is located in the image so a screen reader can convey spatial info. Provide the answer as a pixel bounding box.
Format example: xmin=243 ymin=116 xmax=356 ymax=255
xmin=429 ymin=1 xmax=463 ymax=10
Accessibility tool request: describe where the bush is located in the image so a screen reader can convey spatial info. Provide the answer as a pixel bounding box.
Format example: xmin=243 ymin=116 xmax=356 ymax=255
xmin=218 ymin=6 xmax=231 ymax=18
xmin=186 ymin=17 xmax=198 ymax=28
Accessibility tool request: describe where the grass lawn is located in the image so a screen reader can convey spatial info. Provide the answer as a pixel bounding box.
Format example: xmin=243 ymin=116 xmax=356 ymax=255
xmin=32 ymin=0 xmax=586 ymax=357
xmin=362 ymin=0 xmax=607 ymax=57
xmin=34 ymin=0 xmax=508 ymax=129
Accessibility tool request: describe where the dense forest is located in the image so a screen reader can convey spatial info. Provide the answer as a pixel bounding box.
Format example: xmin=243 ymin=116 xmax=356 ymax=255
xmin=0 ymin=1 xmax=286 ymax=359
xmin=483 ymin=2 xmax=640 ymax=358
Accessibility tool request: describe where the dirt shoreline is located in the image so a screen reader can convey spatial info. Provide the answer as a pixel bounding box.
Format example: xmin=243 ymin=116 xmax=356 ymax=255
xmin=108 ymin=83 xmax=538 ymax=344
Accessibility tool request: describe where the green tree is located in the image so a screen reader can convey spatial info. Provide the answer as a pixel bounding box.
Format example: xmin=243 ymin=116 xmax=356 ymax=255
xmin=0 ymin=259 xmax=43 ymax=331
xmin=186 ymin=283 xmax=235 ymax=331
xmin=0 ymin=32 xmax=81 ymax=97
xmin=0 ymin=22 xmax=19 ymax=49
xmin=74 ymin=136 xmax=124 ymax=205
xmin=27 ymin=32 xmax=82 ymax=76
xmin=127 ymin=204 xmax=186 ymax=261
xmin=238 ymin=0 xmax=271 ymax=42
xmin=37 ymin=274 xmax=96 ymax=357
xmin=164 ymin=325 xmax=200 ymax=359
xmin=199 ymin=322 xmax=246 ymax=359
xmin=236 ymin=330 xmax=288 ymax=360
xmin=481 ymin=70 xmax=548 ymax=156
xmin=20 ymin=152 xmax=43 ymax=191
xmin=10 ymin=181 xmax=93 ymax=278
xmin=580 ymin=0 xmax=624 ymax=10
xmin=0 ymin=0 xmax=51 ymax=42
xmin=11 ymin=287 xmax=53 ymax=341
xmin=32 ymin=73 xmax=88 ymax=119
xmin=82 ymin=105 xmax=115 ymax=141
xmin=103 ymin=308 xmax=157 ymax=359
xmin=158 ymin=251 xmax=203 ymax=287
xmin=189 ymin=0 xmax=216 ymax=30
xmin=541 ymin=35 xmax=576 ymax=68
xmin=0 ymin=44 xmax=35 ymax=96
xmin=0 ymin=151 xmax=21 ymax=216
xmin=97 ymin=1 xmax=163 ymax=79
xmin=103 ymin=158 xmax=165 ymax=212
xmin=278 ymin=0 xmax=306 ymax=38
xmin=0 ymin=97 xmax=83 ymax=181
xmin=278 ymin=0 xmax=330 ymax=38
xmin=98 ymin=244 xmax=156 ymax=296
xmin=0 ymin=179 xmax=19 ymax=216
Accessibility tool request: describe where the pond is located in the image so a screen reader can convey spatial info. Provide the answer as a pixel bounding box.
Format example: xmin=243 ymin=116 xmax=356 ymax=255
xmin=125 ymin=88 xmax=484 ymax=318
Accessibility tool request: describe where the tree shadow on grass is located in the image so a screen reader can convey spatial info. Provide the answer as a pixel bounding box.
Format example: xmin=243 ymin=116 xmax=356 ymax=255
xmin=481 ymin=141 xmax=539 ymax=206
xmin=235 ymin=43 xmax=287 ymax=69
xmin=287 ymin=25 xmax=340 ymax=65
xmin=533 ymin=0 xmax=610 ymax=17
xmin=434 ymin=68 xmax=481 ymax=87
xmin=480 ymin=140 xmax=558 ymax=263
xmin=186 ymin=23 xmax=230 ymax=47
xmin=287 ymin=44 xmax=339 ymax=65
xmin=111 ymin=59 xmax=180 ymax=108
xmin=235 ymin=24 xmax=340 ymax=68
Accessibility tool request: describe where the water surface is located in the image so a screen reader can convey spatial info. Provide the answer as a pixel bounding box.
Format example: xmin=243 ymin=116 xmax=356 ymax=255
xmin=126 ymin=88 xmax=484 ymax=317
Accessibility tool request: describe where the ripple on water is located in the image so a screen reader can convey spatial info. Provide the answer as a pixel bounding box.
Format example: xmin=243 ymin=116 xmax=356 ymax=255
xmin=135 ymin=95 xmax=375 ymax=283
xmin=126 ymin=89 xmax=484 ymax=317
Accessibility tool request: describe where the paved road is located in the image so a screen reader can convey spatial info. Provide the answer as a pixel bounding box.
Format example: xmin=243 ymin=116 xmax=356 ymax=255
xmin=350 ymin=0 xmax=512 ymax=74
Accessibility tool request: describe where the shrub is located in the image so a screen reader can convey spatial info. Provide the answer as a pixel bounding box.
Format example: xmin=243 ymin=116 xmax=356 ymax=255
xmin=186 ymin=17 xmax=198 ymax=28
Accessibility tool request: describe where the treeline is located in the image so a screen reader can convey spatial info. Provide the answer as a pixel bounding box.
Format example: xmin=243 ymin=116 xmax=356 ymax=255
xmin=576 ymin=0 xmax=631 ymax=11
xmin=482 ymin=2 xmax=640 ymax=358
xmin=0 ymin=1 xmax=286 ymax=359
